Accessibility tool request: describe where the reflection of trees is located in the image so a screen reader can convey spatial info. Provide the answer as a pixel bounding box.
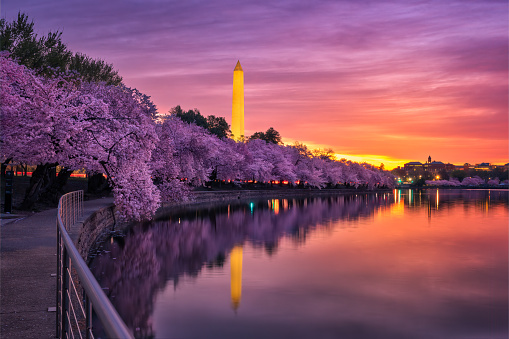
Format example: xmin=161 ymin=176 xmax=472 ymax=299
xmin=400 ymin=189 xmax=509 ymax=214
xmin=90 ymin=193 xmax=394 ymax=337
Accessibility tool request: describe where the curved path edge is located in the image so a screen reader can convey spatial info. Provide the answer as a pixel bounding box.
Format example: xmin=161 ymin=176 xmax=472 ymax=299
xmin=0 ymin=197 xmax=114 ymax=339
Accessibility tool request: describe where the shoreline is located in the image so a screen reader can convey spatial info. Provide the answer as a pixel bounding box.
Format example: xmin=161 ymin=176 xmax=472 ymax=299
xmin=155 ymin=186 xmax=508 ymax=220
xmin=156 ymin=188 xmax=392 ymax=219
xmin=396 ymin=185 xmax=508 ymax=189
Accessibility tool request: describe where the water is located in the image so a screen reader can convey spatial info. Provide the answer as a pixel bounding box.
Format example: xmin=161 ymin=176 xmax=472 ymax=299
xmin=90 ymin=189 xmax=508 ymax=339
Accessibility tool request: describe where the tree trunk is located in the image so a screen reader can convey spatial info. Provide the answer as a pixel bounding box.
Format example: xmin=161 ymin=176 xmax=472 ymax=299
xmin=20 ymin=163 xmax=55 ymax=210
xmin=40 ymin=167 xmax=74 ymax=204
xmin=87 ymin=173 xmax=109 ymax=194
xmin=21 ymin=165 xmax=76 ymax=209
xmin=1 ymin=158 xmax=13 ymax=178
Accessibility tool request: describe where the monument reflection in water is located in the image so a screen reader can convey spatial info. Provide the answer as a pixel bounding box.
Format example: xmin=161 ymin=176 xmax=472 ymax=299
xmin=90 ymin=190 xmax=508 ymax=339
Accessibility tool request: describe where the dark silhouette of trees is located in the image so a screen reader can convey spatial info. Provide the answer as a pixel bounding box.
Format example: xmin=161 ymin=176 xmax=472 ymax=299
xmin=168 ymin=105 xmax=230 ymax=139
xmin=1 ymin=12 xmax=122 ymax=85
xmin=249 ymin=127 xmax=282 ymax=144
xmin=69 ymin=53 xmax=122 ymax=85
xmin=312 ymin=148 xmax=336 ymax=161
xmin=207 ymin=115 xmax=230 ymax=139
xmin=170 ymin=106 xmax=207 ymax=128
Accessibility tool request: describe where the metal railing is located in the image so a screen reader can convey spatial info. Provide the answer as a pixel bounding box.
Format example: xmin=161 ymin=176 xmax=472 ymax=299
xmin=57 ymin=190 xmax=133 ymax=339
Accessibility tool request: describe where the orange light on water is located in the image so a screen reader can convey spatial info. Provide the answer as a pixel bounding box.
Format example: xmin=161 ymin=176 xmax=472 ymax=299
xmin=271 ymin=199 xmax=280 ymax=215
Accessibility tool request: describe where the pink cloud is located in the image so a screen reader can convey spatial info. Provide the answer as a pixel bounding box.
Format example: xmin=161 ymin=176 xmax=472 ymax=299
xmin=3 ymin=0 xmax=507 ymax=165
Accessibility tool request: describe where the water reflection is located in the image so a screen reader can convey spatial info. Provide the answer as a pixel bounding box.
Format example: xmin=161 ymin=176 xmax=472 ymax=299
xmin=395 ymin=189 xmax=507 ymax=222
xmin=230 ymin=246 xmax=242 ymax=311
xmin=90 ymin=190 xmax=508 ymax=338
xmin=91 ymin=194 xmax=394 ymax=335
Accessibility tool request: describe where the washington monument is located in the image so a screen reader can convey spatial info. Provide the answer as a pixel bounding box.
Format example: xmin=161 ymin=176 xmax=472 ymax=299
xmin=231 ymin=60 xmax=244 ymax=141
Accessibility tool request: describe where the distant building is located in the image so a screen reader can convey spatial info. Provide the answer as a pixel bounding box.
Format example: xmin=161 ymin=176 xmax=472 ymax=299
xmin=404 ymin=162 xmax=423 ymax=172
xmin=424 ymin=161 xmax=446 ymax=173
xmin=397 ymin=157 xmax=506 ymax=177
xmin=475 ymin=163 xmax=492 ymax=171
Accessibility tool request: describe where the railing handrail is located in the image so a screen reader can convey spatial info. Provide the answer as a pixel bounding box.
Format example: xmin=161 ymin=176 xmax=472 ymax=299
xmin=57 ymin=191 xmax=133 ymax=339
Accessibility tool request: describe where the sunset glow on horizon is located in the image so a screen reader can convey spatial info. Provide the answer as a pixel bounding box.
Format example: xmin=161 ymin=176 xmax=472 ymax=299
xmin=3 ymin=0 xmax=507 ymax=168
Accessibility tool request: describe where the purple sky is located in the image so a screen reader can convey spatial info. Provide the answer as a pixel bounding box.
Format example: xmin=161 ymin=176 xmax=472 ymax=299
xmin=2 ymin=0 xmax=508 ymax=168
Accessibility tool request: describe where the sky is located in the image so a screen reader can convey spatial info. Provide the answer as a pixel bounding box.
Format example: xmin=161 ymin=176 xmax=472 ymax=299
xmin=2 ymin=0 xmax=508 ymax=169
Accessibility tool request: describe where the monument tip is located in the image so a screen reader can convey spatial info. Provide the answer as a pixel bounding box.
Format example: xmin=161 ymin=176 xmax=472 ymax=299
xmin=234 ymin=60 xmax=243 ymax=72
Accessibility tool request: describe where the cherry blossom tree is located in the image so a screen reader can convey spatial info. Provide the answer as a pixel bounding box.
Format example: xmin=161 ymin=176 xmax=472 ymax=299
xmin=242 ymin=139 xmax=275 ymax=183
xmin=425 ymin=179 xmax=461 ymax=187
xmin=1 ymin=54 xmax=160 ymax=219
xmin=209 ymin=137 xmax=245 ymax=182
xmin=77 ymin=82 xmax=160 ymax=220
xmin=151 ymin=116 xmax=222 ymax=200
xmin=319 ymin=158 xmax=344 ymax=187
xmin=263 ymin=142 xmax=296 ymax=183
xmin=286 ymin=143 xmax=325 ymax=187
xmin=461 ymin=176 xmax=485 ymax=186
xmin=1 ymin=53 xmax=93 ymax=207
xmin=151 ymin=120 xmax=190 ymax=202
xmin=487 ymin=178 xmax=500 ymax=186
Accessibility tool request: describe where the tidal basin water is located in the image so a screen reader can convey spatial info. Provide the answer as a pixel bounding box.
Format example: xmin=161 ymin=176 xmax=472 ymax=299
xmin=90 ymin=189 xmax=508 ymax=339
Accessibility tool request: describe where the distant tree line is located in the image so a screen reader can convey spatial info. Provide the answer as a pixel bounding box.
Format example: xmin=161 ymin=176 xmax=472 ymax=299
xmin=392 ymin=166 xmax=508 ymax=187
xmin=248 ymin=127 xmax=282 ymax=144
xmin=167 ymin=105 xmax=283 ymax=145
xmin=166 ymin=106 xmax=230 ymax=139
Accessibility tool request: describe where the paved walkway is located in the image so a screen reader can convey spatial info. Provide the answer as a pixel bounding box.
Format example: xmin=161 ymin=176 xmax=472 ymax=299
xmin=1 ymin=197 xmax=114 ymax=339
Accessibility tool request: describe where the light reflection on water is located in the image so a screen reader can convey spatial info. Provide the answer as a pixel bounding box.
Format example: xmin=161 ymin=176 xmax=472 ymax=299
xmin=90 ymin=190 xmax=508 ymax=339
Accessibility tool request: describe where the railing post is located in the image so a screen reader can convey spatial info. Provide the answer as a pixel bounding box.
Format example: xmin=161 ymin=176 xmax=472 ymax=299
xmin=71 ymin=193 xmax=74 ymax=226
xmin=73 ymin=193 xmax=76 ymax=225
xmin=63 ymin=198 xmax=67 ymax=230
xmin=56 ymin=223 xmax=61 ymax=338
xmin=61 ymin=247 xmax=70 ymax=338
xmin=85 ymin=295 xmax=93 ymax=339
xmin=66 ymin=195 xmax=69 ymax=229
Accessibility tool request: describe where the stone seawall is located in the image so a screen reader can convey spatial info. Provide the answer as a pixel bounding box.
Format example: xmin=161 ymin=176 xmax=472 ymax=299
xmin=158 ymin=188 xmax=389 ymax=217
xmin=175 ymin=188 xmax=383 ymax=204
xmin=76 ymin=204 xmax=117 ymax=263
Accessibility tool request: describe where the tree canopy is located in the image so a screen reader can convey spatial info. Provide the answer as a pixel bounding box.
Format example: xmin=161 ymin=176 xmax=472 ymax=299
xmin=248 ymin=127 xmax=282 ymax=144
xmin=168 ymin=105 xmax=230 ymax=139
xmin=0 ymin=13 xmax=159 ymax=212
xmin=0 ymin=55 xmax=159 ymax=218
xmin=1 ymin=12 xmax=122 ymax=85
